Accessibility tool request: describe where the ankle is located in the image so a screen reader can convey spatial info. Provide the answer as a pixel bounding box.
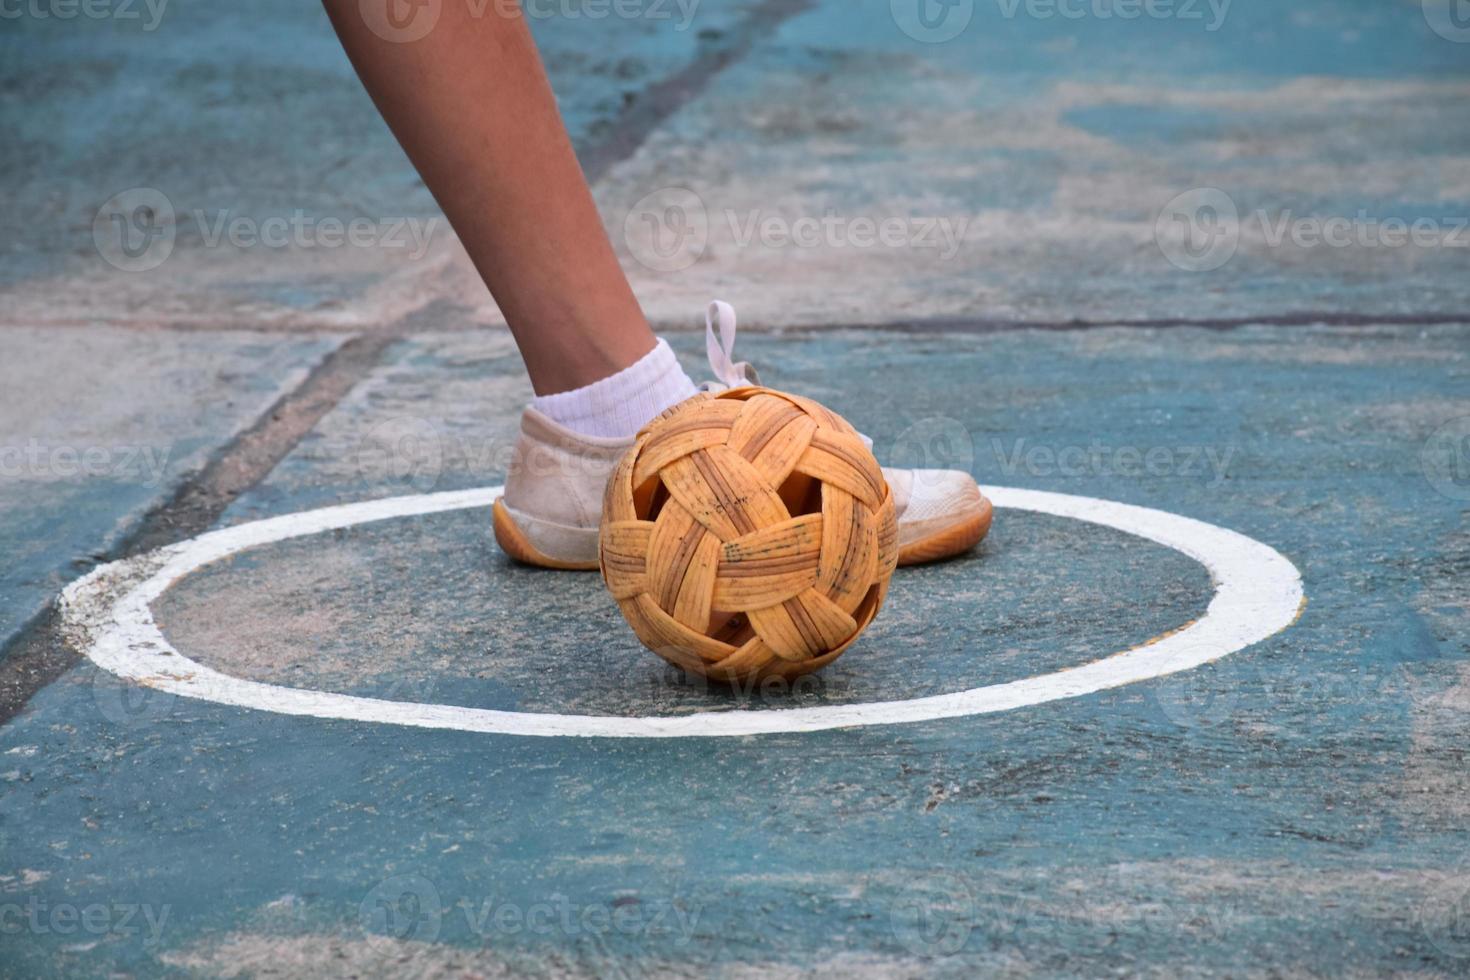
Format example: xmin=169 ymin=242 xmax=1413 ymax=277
xmin=528 ymin=332 xmax=655 ymax=395
xmin=529 ymin=338 xmax=698 ymax=440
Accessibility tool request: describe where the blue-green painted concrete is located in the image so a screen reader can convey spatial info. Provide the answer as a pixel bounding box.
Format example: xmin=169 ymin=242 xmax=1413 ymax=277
xmin=3 ymin=324 xmax=1467 ymax=976
xmin=0 ymin=329 xmax=340 ymax=651
xmin=3 ymin=0 xmax=1470 ymax=975
xmin=597 ymin=0 xmax=1470 ymax=326
xmin=0 ymin=0 xmax=764 ymax=320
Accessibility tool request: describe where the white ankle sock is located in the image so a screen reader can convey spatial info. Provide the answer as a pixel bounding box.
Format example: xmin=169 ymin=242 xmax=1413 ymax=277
xmin=530 ymin=339 xmax=698 ymax=440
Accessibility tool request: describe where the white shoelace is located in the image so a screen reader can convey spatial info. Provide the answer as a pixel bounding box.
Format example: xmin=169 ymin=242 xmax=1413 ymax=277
xmin=700 ymin=299 xmax=875 ymax=451
xmin=702 ymin=300 xmax=760 ymax=391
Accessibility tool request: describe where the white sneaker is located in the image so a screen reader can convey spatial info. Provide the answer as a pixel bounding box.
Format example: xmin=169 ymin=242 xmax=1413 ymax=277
xmin=493 ymin=303 xmax=993 ymax=569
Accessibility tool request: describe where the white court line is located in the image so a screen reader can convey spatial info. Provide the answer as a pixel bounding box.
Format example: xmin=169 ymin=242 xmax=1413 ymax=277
xmin=59 ymin=486 xmax=1303 ymax=738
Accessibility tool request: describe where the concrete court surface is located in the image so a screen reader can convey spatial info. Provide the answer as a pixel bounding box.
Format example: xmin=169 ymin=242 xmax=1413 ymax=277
xmin=2 ymin=0 xmax=1469 ymax=976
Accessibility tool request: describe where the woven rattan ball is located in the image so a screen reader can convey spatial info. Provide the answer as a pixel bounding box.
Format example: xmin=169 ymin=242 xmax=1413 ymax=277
xmin=600 ymin=387 xmax=898 ymax=685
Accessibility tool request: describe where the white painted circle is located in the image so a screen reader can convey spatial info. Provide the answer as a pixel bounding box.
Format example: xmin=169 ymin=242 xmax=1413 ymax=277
xmin=59 ymin=486 xmax=1303 ymax=739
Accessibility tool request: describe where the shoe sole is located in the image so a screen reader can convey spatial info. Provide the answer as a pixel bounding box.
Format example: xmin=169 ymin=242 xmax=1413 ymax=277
xmin=493 ymin=493 xmax=994 ymax=572
xmin=895 ymin=492 xmax=993 ymax=567
xmin=492 ymin=499 xmax=601 ymax=570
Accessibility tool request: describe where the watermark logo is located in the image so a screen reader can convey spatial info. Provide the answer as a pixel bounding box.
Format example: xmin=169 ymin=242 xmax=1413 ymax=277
xmin=360 ymin=874 xmax=442 ymax=944
xmin=1155 ymin=187 xmax=1239 ymax=272
xmin=1420 ymin=869 xmax=1470 ymax=958
xmin=1421 ymin=416 xmax=1470 ymax=502
xmin=1424 ymin=0 xmax=1470 ymax=43
xmin=891 ymin=0 xmax=974 ymax=43
xmin=360 ymin=0 xmax=442 ymax=42
xmin=93 ymin=188 xmax=175 ymax=273
xmin=889 ymin=872 xmax=974 ymax=957
xmin=1150 ymin=646 xmax=1236 ymax=730
xmin=356 ymin=416 xmax=446 ymax=492
xmin=623 ymin=186 xmax=709 ymax=273
xmin=91 ymin=669 xmax=176 ymax=727
xmin=889 ymin=417 xmax=976 ymax=489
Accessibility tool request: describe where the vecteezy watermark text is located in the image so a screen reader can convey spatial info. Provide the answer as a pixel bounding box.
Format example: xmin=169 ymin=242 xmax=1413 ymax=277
xmin=725 ymin=211 xmax=970 ymax=261
xmin=994 ymin=0 xmax=1230 ymax=31
xmin=459 ymin=894 xmax=699 ymax=943
xmin=359 ymin=875 xmax=701 ymax=946
xmin=991 ymin=438 xmax=1236 ymax=485
xmin=890 ymin=0 xmax=1230 ymax=44
xmin=623 ymin=187 xmax=972 ymax=272
xmin=358 ymin=0 xmax=701 ymax=44
xmin=192 ymin=210 xmax=438 ymax=260
xmin=1156 ymin=188 xmax=1470 ymax=272
xmin=0 ymin=440 xmax=171 ymax=488
xmin=0 ymin=0 xmax=168 ymax=30
xmin=93 ymin=188 xmax=441 ymax=273
xmin=0 ymin=898 xmax=170 ymax=947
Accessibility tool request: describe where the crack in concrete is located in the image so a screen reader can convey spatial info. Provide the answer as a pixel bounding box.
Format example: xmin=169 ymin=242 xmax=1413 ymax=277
xmin=0 ymin=0 xmax=820 ymax=726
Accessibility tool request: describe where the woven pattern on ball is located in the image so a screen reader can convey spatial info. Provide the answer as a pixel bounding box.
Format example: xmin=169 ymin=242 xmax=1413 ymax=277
xmin=600 ymin=387 xmax=898 ymax=682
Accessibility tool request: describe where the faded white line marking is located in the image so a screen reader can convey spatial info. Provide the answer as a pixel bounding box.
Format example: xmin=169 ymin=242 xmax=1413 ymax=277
xmin=60 ymin=486 xmax=1303 ymax=738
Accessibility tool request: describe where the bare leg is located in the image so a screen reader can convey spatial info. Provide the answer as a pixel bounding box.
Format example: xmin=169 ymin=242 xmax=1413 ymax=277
xmin=322 ymin=0 xmax=655 ymax=395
